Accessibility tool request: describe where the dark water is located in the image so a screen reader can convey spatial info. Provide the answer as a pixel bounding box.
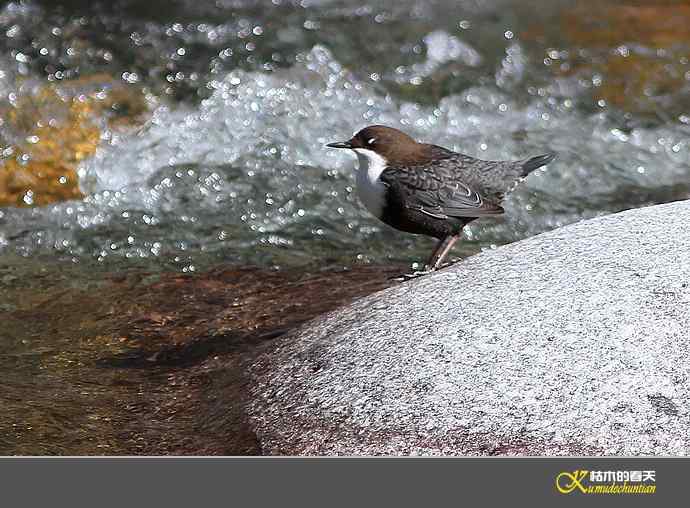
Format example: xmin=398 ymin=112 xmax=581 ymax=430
xmin=1 ymin=0 xmax=690 ymax=453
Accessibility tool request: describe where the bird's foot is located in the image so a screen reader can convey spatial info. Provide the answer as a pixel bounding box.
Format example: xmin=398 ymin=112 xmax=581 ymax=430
xmin=438 ymin=259 xmax=462 ymax=270
xmin=390 ymin=268 xmax=434 ymax=282
xmin=390 ymin=259 xmax=463 ymax=282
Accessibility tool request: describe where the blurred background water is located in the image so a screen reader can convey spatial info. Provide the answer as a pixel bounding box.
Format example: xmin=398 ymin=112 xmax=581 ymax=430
xmin=0 ymin=0 xmax=689 ymax=272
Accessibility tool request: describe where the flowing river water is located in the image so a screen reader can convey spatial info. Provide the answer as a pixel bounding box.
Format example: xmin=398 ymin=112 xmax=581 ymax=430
xmin=1 ymin=0 xmax=689 ymax=453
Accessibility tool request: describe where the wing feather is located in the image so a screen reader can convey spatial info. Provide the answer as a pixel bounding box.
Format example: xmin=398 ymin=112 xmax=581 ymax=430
xmin=380 ymin=161 xmax=503 ymax=219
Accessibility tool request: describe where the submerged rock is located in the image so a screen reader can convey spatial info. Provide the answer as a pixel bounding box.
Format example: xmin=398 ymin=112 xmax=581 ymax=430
xmin=0 ymin=74 xmax=147 ymax=207
xmin=0 ymin=258 xmax=400 ymax=455
xmin=553 ymin=1 xmax=690 ymax=115
xmin=249 ymin=200 xmax=690 ymax=455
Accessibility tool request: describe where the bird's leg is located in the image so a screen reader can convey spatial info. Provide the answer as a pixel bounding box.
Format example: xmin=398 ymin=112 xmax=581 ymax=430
xmin=392 ymin=234 xmax=461 ymax=282
xmin=425 ymin=234 xmax=460 ymax=271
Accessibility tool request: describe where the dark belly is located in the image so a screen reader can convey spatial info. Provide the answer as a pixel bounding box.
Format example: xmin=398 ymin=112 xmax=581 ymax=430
xmin=380 ymin=201 xmax=473 ymax=239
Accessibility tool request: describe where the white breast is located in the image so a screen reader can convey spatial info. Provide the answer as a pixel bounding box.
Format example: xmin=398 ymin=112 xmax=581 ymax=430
xmin=354 ymin=148 xmax=388 ymax=218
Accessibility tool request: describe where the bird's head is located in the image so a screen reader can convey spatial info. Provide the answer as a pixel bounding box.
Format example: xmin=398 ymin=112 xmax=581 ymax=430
xmin=327 ymin=125 xmax=424 ymax=165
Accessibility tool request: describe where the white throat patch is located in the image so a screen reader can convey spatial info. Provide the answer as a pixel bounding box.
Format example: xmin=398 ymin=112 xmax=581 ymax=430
xmin=353 ymin=148 xmax=388 ymax=218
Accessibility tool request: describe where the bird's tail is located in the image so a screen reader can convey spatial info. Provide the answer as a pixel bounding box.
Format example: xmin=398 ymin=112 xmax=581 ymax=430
xmin=521 ymin=152 xmax=556 ymax=176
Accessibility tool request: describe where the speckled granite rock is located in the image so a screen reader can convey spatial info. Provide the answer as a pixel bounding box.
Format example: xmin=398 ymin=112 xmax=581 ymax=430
xmin=248 ymin=200 xmax=690 ymax=455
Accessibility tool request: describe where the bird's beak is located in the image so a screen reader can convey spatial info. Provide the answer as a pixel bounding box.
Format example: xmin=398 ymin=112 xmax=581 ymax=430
xmin=326 ymin=140 xmax=353 ymax=149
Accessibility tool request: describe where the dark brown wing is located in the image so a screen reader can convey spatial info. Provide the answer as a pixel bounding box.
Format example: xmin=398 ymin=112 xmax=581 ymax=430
xmin=380 ymin=158 xmax=503 ymax=219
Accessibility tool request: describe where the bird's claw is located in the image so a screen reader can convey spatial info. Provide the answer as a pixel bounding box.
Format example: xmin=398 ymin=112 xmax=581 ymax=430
xmin=390 ymin=269 xmax=434 ymax=282
xmin=390 ymin=259 xmax=462 ymax=282
xmin=439 ymin=259 xmax=461 ymax=270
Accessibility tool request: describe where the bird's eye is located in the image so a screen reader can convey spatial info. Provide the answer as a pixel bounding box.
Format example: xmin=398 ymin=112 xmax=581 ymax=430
xmin=367 ymin=138 xmax=377 ymax=146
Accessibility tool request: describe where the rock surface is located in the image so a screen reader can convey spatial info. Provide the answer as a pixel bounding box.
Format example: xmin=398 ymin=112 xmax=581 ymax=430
xmin=248 ymin=200 xmax=690 ymax=455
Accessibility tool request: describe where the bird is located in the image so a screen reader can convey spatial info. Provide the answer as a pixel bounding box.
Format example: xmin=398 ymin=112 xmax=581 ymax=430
xmin=326 ymin=125 xmax=555 ymax=274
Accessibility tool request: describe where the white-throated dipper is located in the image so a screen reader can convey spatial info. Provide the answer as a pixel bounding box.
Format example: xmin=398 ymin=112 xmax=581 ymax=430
xmin=327 ymin=125 xmax=556 ymax=273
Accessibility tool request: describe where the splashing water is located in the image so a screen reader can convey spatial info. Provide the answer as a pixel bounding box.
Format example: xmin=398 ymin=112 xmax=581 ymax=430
xmin=1 ymin=0 xmax=690 ymax=271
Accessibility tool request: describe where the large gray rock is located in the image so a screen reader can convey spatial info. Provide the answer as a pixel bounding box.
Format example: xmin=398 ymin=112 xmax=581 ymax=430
xmin=248 ymin=200 xmax=690 ymax=455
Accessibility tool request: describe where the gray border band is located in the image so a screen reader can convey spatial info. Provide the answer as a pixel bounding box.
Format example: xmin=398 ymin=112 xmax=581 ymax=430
xmin=0 ymin=457 xmax=683 ymax=506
